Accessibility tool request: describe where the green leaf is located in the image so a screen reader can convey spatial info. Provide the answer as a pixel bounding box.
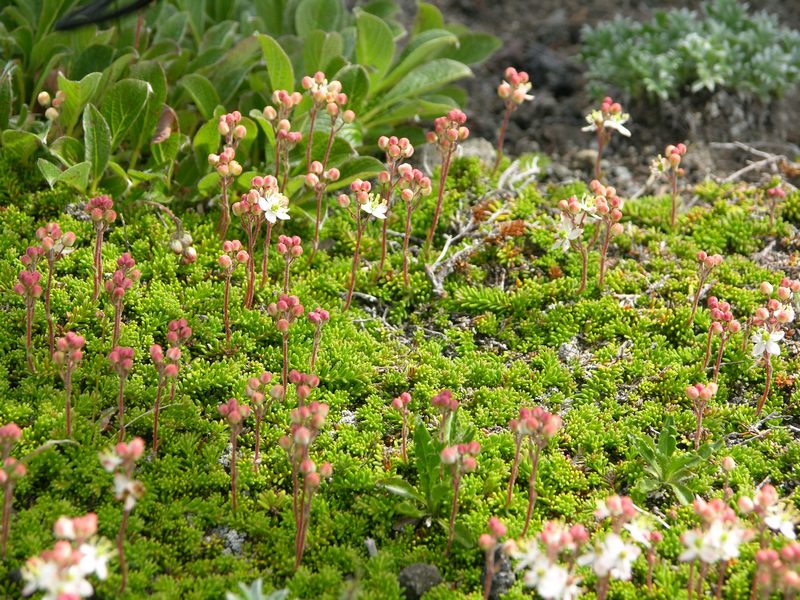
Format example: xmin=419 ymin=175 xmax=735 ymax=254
xmin=179 ymin=74 xmax=221 ymax=120
xmin=657 ymin=417 xmax=677 ymax=458
xmin=83 ymin=104 xmax=112 ymax=184
xmin=374 ymin=29 xmax=458 ymax=94
xmin=56 ymin=72 xmax=102 ymax=133
xmin=325 ymin=156 xmax=383 ymax=191
xmin=0 ymin=74 xmax=12 ymax=130
xmin=257 ymin=34 xmax=295 ymax=92
xmin=1 ymin=130 xmax=40 ymax=162
xmin=57 ymin=161 xmax=91 ymax=192
xmin=303 ymin=30 xmax=344 ymax=74
xmin=671 ymin=483 xmax=695 ymax=505
xmin=295 ymin=0 xmax=342 ymax=37
xmin=332 ymin=65 xmax=369 ymax=113
xmin=413 ymin=2 xmax=444 ymax=34
xmin=129 ymin=61 xmax=167 ymax=152
xmin=37 ymin=159 xmax=61 ymax=186
xmin=376 ymin=477 xmax=424 ymax=503
xmin=382 ymin=58 xmax=471 ymax=102
xmin=442 ymin=32 xmax=501 ymax=65
xmin=355 ymin=11 xmax=395 ymax=86
xmin=193 ymin=118 xmax=221 ymax=165
xmin=101 ymin=79 xmax=151 ymax=149
xmin=197 ymin=171 xmax=221 ymax=196
xmin=71 ymin=44 xmax=115 ymax=79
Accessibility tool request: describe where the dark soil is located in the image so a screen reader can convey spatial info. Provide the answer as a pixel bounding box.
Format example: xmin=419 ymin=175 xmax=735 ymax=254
xmin=422 ymin=0 xmax=800 ymax=192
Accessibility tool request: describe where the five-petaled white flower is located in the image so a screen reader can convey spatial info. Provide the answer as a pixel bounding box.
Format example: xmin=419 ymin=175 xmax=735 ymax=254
xmin=750 ymin=328 xmax=784 ymax=357
xmin=552 ymin=214 xmax=583 ymax=253
xmin=582 ymin=110 xmax=632 ymax=137
xmin=580 ymin=533 xmax=641 ymax=581
xmin=258 ymin=192 xmax=291 ymax=224
xmin=360 ymin=196 xmax=389 ymax=220
xmin=764 ymin=502 xmax=798 ymax=540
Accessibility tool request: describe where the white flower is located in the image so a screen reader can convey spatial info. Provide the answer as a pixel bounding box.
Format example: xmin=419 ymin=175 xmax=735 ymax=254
xmin=360 ymin=196 xmax=389 ymax=220
xmin=551 ymin=215 xmax=583 ymax=252
xmin=78 ymin=541 xmax=113 ymax=580
xmin=750 ymin=328 xmax=784 ymax=357
xmin=258 ymin=192 xmax=291 ymax=224
xmin=624 ymin=517 xmax=653 ymax=548
xmin=679 ymin=528 xmax=702 ymax=562
xmin=583 ymin=533 xmax=641 ymax=581
xmin=537 ymin=564 xmax=573 ymax=599
xmin=581 ymin=111 xmax=631 ymax=137
xmin=764 ymin=503 xmax=798 ymax=540
xmin=513 ymin=539 xmax=543 ymax=573
xmin=98 ymin=451 xmax=122 ymax=473
xmin=113 ymin=473 xmax=143 ymax=511
xmin=704 ymin=520 xmax=747 ymax=562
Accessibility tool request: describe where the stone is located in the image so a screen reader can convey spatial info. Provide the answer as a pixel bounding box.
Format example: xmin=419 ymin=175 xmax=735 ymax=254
xmin=398 ymin=563 xmax=443 ymax=600
xmin=480 ymin=548 xmax=516 ymax=599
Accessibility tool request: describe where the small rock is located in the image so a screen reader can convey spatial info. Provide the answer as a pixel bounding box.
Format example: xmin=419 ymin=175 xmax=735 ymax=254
xmin=338 ymin=409 xmax=357 ymax=427
xmin=480 ymin=548 xmax=516 ymax=599
xmin=205 ymin=525 xmax=246 ymax=555
xmin=398 ymin=563 xmax=443 ymax=600
xmin=572 ymin=149 xmax=598 ymax=171
xmin=218 ymin=442 xmax=233 ymax=469
xmin=558 ymin=338 xmax=581 ymax=362
xmin=458 ymin=137 xmax=496 ymax=165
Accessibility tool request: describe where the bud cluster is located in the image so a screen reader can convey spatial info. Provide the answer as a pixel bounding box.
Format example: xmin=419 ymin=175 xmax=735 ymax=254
xmin=391 ymin=391 xmax=411 ymax=416
xmin=37 ymin=222 xmax=77 ymax=260
xmin=208 ymin=146 xmax=243 ymax=178
xmin=14 ymin=267 xmax=43 ymax=302
xmin=53 ymin=332 xmax=85 ymax=371
xmin=217 ymin=111 xmax=247 ymax=143
xmin=289 ymin=370 xmax=320 ymax=406
xmin=280 ymin=401 xmax=331 ymax=487
xmin=432 ymin=389 xmax=458 ymax=442
xmin=245 ymin=372 xmax=276 ymax=413
xmin=589 ymin=179 xmax=625 ymax=237
xmin=738 ymin=483 xmax=798 ymax=540
xmin=85 ymin=195 xmax=116 ymax=227
xmin=301 ymin=72 xmax=349 ymax=115
xmin=219 ymin=239 xmax=249 ymax=273
xmin=754 ymin=542 xmax=800 ymax=595
xmin=396 ymin=164 xmax=433 ymax=202
xmin=169 ymin=229 xmax=197 ymax=265
xmin=426 ymin=109 xmax=470 ymax=152
xmin=510 ymin=406 xmax=563 ymax=448
xmin=219 ymin=397 xmax=251 ymax=428
xmin=651 ymin=143 xmax=687 ymax=176
xmin=38 ymin=89 xmax=66 ymax=122
xmin=106 ymin=253 xmax=141 ymax=302
xmin=305 ymin=160 xmax=340 ymax=190
xmin=277 ymin=235 xmax=303 ymax=260
xmin=479 ymin=516 xmax=507 ymax=551
xmin=679 ymin=497 xmax=751 ymax=566
xmin=440 ymin=440 xmax=480 ymax=471
xmin=0 ymin=423 xmax=25 ymax=486
xmin=267 ymin=294 xmax=305 ymax=334
xmin=582 ymin=95 xmax=631 ymax=138
xmin=497 ymin=67 xmax=534 ymax=107
xmin=108 ymin=346 xmax=135 ymax=379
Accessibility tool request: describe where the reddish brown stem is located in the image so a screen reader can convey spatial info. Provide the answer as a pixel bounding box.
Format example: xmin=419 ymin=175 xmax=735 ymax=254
xmin=426 ymin=149 xmax=454 ymax=251
xmin=505 ymin=436 xmax=523 ymax=508
xmin=223 ymin=274 xmax=232 ymax=344
xmin=64 ymin=369 xmax=73 ymax=437
xmin=598 ymin=222 xmax=612 ymax=289
xmin=716 ymin=560 xmax=727 ymax=600
xmin=283 ymin=257 xmax=290 ymax=294
xmin=756 ymin=355 xmax=772 ymax=416
xmin=230 ymin=430 xmax=238 ymax=511
xmin=702 ymin=327 xmax=715 ymax=370
xmin=282 ymin=331 xmax=289 ymax=404
xmin=217 ymin=177 xmax=230 ymax=240
xmin=117 ymin=375 xmax=127 ymax=444
xmin=322 ymin=120 xmax=336 ymax=169
xmin=1 ymin=482 xmax=13 ymax=559
xmin=402 ymin=199 xmax=414 ymax=287
xmin=45 ymin=261 xmax=55 ymax=357
xmin=483 ymin=545 xmax=496 ymax=600
xmin=343 ymin=216 xmax=364 ymax=311
xmin=117 ymin=509 xmax=130 ymax=593
xmin=521 ymin=444 xmax=541 ymax=538
xmin=260 ymin=223 xmax=273 ymax=290
xmin=492 ymin=106 xmax=512 ymax=175
xmin=25 ymin=300 xmax=35 ymax=373
xmin=152 ymin=374 xmax=164 ymax=456
xmin=400 ymin=413 xmax=408 ymax=463
xmin=310 ymin=327 xmax=322 ymax=374
xmin=688 ymin=274 xmax=708 ymax=328
xmin=712 ymin=335 xmax=727 ymax=383
xmin=445 ymin=470 xmax=461 ymax=556
xmin=93 ymin=230 xmax=103 ymax=302
xmin=310 ymin=187 xmax=325 ymax=263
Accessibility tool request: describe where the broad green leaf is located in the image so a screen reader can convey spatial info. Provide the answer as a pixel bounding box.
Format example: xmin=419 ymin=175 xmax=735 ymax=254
xmin=102 ymin=161 xmax=132 ymax=197
xmin=57 ymin=72 xmax=102 ymax=133
xmin=253 ymin=0 xmax=286 ymax=35
xmin=1 ymin=129 xmax=40 ymax=162
xmin=295 ymin=0 xmax=342 ymax=37
xmin=657 ymin=419 xmax=676 ymax=458
xmin=303 ymin=30 xmax=344 ymax=74
xmin=154 ymin=11 xmax=189 ymax=45
xmin=248 ymin=110 xmax=276 ymax=147
xmin=71 ymin=44 xmax=115 ymax=79
xmin=257 ymin=34 xmax=295 ymax=92
xmin=413 ymin=2 xmax=444 ymax=33
xmin=394 ymin=500 xmax=426 ymax=519
xmin=50 ymin=136 xmax=84 ymax=167
xmin=129 ymin=61 xmax=167 ymax=152
xmin=0 ymin=74 xmax=11 ymax=129
xmin=374 ymin=29 xmax=458 ymax=94
xmin=83 ymin=104 xmax=111 ymax=184
xmin=150 ymin=133 xmax=181 ymax=168
xmin=37 ymin=159 xmax=61 ymax=186
xmin=197 ymin=171 xmax=221 ymax=196
xmin=101 ymin=79 xmax=151 ymax=149
xmin=672 ymin=483 xmax=695 ymax=505
xmin=362 ymin=0 xmax=399 ymax=19
xmin=193 ymin=118 xmax=221 ymax=165
xmin=325 ymin=156 xmax=383 ymax=191
xmin=442 ymin=33 xmax=502 ymax=65
xmin=57 ymin=161 xmax=91 ymax=192
xmin=382 ymin=58 xmax=471 ymax=102
xmin=179 ymin=74 xmax=220 ymax=120
xmin=355 ymin=11 xmax=394 ymax=85
xmin=376 ymin=477 xmax=424 ymax=503
xmin=332 ymin=64 xmax=369 ymax=113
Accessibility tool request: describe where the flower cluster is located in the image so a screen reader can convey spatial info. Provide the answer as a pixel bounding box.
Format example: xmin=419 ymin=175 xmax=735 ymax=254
xmin=441 ymin=440 xmax=480 ymax=554
xmin=150 ymin=319 xmax=190 ymax=454
xmin=168 ymin=227 xmax=197 ymax=265
xmin=687 ymin=250 xmax=724 ymax=327
xmin=208 ymin=146 xmax=243 ymax=178
xmin=289 ymin=369 xmax=320 ymax=408
xmin=581 ymin=96 xmax=630 ymax=179
xmin=263 ymin=90 xmax=303 ymax=187
xmin=15 ymin=250 xmax=44 ymax=371
xmin=480 ymin=517 xmax=508 ymax=600
xmin=219 ymin=239 xmax=249 ymax=343
xmin=21 ymin=513 xmax=113 ymax=600
xmin=765 ymin=181 xmax=787 ymax=227
xmin=106 ymin=253 xmax=141 ymax=347
xmin=511 ymin=520 xmax=588 ymax=600
xmin=396 ymin=163 xmax=433 ymax=286
xmin=739 ymin=484 xmax=798 ymax=541
xmin=109 ymin=346 xmax=135 ymax=441
xmin=702 ymin=296 xmax=740 ymax=381
xmin=245 ymin=372 xmax=276 ymax=469
xmin=651 ymin=143 xmax=687 ymax=226
xmin=754 ymin=542 xmax=800 ymax=596
xmin=268 ymin=294 xmax=305 ymax=401
xmin=553 ymin=194 xmax=598 ymax=293
xmin=277 ymin=234 xmax=303 ymax=293
xmin=100 ymin=438 xmax=145 ymax=510
xmin=208 ymin=113 xmax=246 ymax=239
xmin=37 ymin=222 xmax=77 ymax=353
xmin=1 ymin=422 xmax=25 ymax=558
xmin=54 ymin=332 xmax=85 ymax=437
xmin=498 ymin=67 xmax=534 ymax=106
xmin=589 ymin=179 xmax=624 ymax=288
xmin=307 ymin=306 xmax=330 ymax=374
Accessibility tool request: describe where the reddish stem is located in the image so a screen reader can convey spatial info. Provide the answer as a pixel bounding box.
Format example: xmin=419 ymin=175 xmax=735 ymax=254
xmin=230 ymin=430 xmax=238 ymax=511
xmin=426 ymin=149 xmax=454 ymax=251
xmin=402 ymin=198 xmax=413 ymax=287
xmin=117 ymin=374 xmax=127 ymax=444
xmin=93 ymin=230 xmax=103 ymax=302
xmin=25 ymin=300 xmax=35 ymax=373
xmin=64 ymin=368 xmax=73 ymax=437
xmin=45 ymin=260 xmax=55 ymax=357
xmin=310 ymin=326 xmax=322 ymax=374
xmin=310 ymin=187 xmax=325 ymax=263
xmin=223 ymin=274 xmax=232 ymax=344
xmin=152 ymin=373 xmax=164 ymax=456
xmin=702 ymin=327 xmax=715 ymax=370
xmin=521 ymin=444 xmax=541 ymax=538
xmin=688 ymin=273 xmax=708 ymax=328
xmin=282 ymin=331 xmax=289 ymax=404
xmin=712 ymin=334 xmax=727 ymax=383
xmin=400 ymin=413 xmax=408 ymax=463
xmin=117 ymin=509 xmax=130 ymax=593
xmin=260 ymin=223 xmax=273 ymax=290
xmin=505 ymin=436 xmax=523 ymax=508
xmin=1 ymin=482 xmax=12 ymax=559
xmin=598 ymin=222 xmax=612 ymax=289
xmin=483 ymin=545 xmax=496 ymax=600
xmin=445 ymin=470 xmax=461 ymax=556
xmin=343 ymin=216 xmax=364 ymax=311
xmin=492 ymin=106 xmax=512 ymax=175
xmin=756 ymin=355 xmax=772 ymax=416
xmin=716 ymin=561 xmax=727 ymax=600
xmin=245 ymin=233 xmax=256 ymax=308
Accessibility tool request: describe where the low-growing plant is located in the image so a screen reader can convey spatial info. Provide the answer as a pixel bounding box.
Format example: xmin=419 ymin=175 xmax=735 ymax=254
xmin=219 ymin=397 xmax=250 ymax=512
xmin=651 ymin=143 xmax=687 ymax=227
xmin=106 ymin=253 xmax=141 ymax=348
xmin=580 ymin=96 xmax=630 ymax=181
xmin=493 ymin=67 xmax=534 ymax=174
xmin=53 ymin=332 xmax=85 ymax=438
xmin=701 ymin=297 xmax=740 ymax=382
xmin=244 ymin=372 xmax=275 ymax=471
xmin=14 ymin=247 xmax=44 ymax=372
xmin=306 ymin=307 xmax=329 ymax=375
xmin=85 ymin=195 xmax=116 ymax=302
xmin=108 ymin=346 xmax=135 ymax=443
xmin=688 ymin=251 xmax=724 ymax=328
xmin=267 ymin=294 xmax=305 ymax=402
xmin=37 ymin=223 xmax=77 ymax=355
xmin=219 ymin=240 xmax=250 ymax=345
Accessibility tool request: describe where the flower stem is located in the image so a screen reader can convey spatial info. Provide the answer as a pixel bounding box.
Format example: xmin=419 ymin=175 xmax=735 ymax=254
xmin=260 ymin=223 xmax=273 ymax=290
xmin=426 ymin=149 xmax=453 ymax=252
xmin=230 ymin=430 xmax=238 ymax=512
xmin=0 ymin=482 xmax=13 ymax=559
xmin=445 ymin=470 xmax=461 ymax=556
xmin=223 ymin=274 xmax=232 ymax=344
xmin=45 ymin=260 xmax=55 ymax=357
xmin=521 ymin=444 xmax=541 ymax=537
xmin=756 ymin=355 xmax=772 ymax=416
xmin=217 ymin=177 xmax=230 ymax=240
xmin=402 ymin=198 xmax=413 ymax=288
xmin=282 ymin=331 xmax=289 ymax=404
xmin=152 ymin=374 xmax=164 ymax=456
xmin=93 ymin=230 xmax=103 ymax=302
xmin=505 ymin=436 xmax=523 ymax=508
xmin=117 ymin=375 xmax=127 ymax=444
xmin=343 ymin=216 xmax=364 ymax=311
xmin=492 ymin=106 xmax=512 ymax=176
xmin=25 ymin=300 xmax=35 ymax=373
xmin=64 ymin=369 xmax=73 ymax=437
xmin=117 ymin=508 xmax=130 ymax=593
